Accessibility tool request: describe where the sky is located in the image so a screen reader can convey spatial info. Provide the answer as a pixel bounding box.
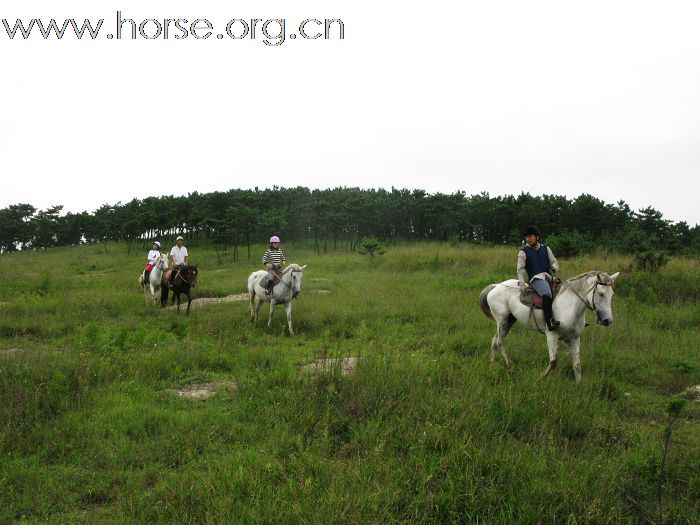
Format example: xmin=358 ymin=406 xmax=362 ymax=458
xmin=2 ymin=0 xmax=699 ymax=224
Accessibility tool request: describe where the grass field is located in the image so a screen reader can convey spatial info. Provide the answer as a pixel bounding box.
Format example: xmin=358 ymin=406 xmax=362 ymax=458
xmin=1 ymin=242 xmax=699 ymax=524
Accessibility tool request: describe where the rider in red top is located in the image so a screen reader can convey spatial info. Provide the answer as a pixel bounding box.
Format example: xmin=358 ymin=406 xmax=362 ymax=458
xmin=143 ymin=241 xmax=161 ymax=284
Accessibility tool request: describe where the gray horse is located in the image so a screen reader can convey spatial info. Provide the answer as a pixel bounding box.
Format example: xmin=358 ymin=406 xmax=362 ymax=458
xmin=248 ymin=263 xmax=306 ymax=336
xmin=480 ymin=271 xmax=619 ymax=383
xmin=139 ymin=253 xmax=168 ymax=306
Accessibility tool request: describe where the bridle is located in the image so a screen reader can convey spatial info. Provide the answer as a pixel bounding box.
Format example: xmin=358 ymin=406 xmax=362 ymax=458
xmin=565 ymin=277 xmax=612 ymax=313
xmin=274 ymin=268 xmax=302 ymax=296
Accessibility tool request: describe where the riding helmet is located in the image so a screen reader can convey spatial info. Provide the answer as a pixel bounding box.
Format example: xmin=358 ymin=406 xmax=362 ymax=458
xmin=523 ymin=226 xmax=541 ymax=238
xmin=269 ymin=235 xmax=281 ymax=243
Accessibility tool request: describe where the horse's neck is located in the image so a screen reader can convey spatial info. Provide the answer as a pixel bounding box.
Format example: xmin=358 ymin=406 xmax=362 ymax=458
xmin=280 ymin=271 xmax=292 ymax=286
xmin=273 ymin=271 xmax=292 ymax=296
xmin=561 ymin=276 xmax=594 ymax=314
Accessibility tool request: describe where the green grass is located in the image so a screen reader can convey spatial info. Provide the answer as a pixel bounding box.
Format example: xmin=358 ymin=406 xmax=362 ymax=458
xmin=1 ymin=242 xmax=699 ymax=524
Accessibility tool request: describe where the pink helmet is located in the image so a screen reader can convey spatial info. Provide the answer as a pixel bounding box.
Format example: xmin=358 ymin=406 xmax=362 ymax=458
xmin=269 ymin=235 xmax=280 ymax=243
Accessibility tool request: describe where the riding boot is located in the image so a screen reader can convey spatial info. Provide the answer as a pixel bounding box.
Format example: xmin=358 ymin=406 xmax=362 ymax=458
xmin=543 ymin=296 xmax=560 ymax=331
xmin=144 ymin=270 xmax=150 ymax=284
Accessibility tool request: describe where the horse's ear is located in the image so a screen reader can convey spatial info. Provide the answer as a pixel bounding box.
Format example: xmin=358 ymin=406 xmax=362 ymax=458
xmin=300 ymin=265 xmax=307 ymax=270
xmin=610 ymin=272 xmax=620 ymax=283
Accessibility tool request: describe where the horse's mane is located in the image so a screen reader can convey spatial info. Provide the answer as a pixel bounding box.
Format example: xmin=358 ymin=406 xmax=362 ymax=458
xmin=566 ymin=271 xmax=613 ymax=287
xmin=282 ymin=263 xmax=304 ymax=274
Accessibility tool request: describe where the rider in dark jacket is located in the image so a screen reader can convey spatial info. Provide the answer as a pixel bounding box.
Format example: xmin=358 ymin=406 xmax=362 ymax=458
xmin=517 ymin=226 xmax=560 ymax=331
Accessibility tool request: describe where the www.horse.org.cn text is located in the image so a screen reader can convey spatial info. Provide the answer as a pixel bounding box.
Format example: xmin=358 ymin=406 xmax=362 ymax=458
xmin=1 ymin=12 xmax=345 ymax=46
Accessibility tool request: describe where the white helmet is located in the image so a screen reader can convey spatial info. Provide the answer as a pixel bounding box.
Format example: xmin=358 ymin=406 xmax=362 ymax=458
xmin=153 ymin=241 xmax=161 ymax=248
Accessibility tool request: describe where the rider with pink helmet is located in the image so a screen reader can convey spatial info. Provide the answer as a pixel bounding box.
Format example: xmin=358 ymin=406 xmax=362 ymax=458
xmin=262 ymin=235 xmax=286 ymax=294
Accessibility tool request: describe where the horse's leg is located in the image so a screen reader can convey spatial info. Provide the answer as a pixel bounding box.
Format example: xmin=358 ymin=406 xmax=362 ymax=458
xmin=160 ymin=284 xmax=168 ymax=308
xmin=569 ymin=337 xmax=582 ymax=384
xmin=249 ymin=293 xmax=256 ymax=320
xmin=490 ymin=333 xmax=499 ymax=365
xmin=284 ymin=302 xmax=293 ymax=336
xmin=185 ymin=291 xmax=191 ymax=316
xmin=540 ymin=333 xmax=560 ymax=380
xmin=268 ymin=299 xmax=277 ymax=328
xmin=491 ymin=315 xmax=515 ymax=367
xmin=175 ymin=293 xmax=181 ymax=314
xmin=255 ymin=296 xmax=263 ymax=320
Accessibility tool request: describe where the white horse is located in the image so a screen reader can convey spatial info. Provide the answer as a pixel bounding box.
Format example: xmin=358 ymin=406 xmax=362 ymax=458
xmin=480 ymin=271 xmax=619 ymax=383
xmin=248 ymin=264 xmax=306 ymax=336
xmin=138 ymin=253 xmax=168 ymax=306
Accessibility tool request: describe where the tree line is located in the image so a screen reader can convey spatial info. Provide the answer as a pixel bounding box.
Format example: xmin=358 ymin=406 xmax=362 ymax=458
xmin=1 ymin=187 xmax=698 ymax=257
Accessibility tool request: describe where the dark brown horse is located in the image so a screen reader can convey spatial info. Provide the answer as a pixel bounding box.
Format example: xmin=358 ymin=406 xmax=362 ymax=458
xmin=161 ymin=265 xmax=199 ymax=315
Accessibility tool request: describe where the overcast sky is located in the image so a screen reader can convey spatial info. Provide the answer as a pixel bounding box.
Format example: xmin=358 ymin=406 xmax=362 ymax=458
xmin=2 ymin=0 xmax=699 ymax=224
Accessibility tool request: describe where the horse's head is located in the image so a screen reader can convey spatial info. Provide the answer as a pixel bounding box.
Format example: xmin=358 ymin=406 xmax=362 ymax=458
xmin=284 ymin=264 xmax=306 ymax=299
xmin=188 ymin=265 xmax=198 ymax=288
xmin=155 ymin=254 xmax=168 ymax=270
xmin=590 ymin=272 xmax=619 ymax=326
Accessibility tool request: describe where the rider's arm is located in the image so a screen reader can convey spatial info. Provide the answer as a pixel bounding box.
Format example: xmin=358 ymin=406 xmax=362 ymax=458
xmin=547 ymin=246 xmax=559 ymax=274
xmin=517 ymin=250 xmax=528 ymax=286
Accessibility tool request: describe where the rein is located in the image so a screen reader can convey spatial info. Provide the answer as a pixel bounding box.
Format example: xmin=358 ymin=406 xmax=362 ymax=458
xmin=173 ymin=267 xmax=190 ymax=285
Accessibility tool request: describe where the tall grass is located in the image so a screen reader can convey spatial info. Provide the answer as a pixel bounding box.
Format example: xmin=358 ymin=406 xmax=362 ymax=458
xmin=0 ymin=242 xmax=698 ymax=523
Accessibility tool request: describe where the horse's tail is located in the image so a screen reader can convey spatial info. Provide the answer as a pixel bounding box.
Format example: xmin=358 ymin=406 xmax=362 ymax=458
xmin=479 ymin=284 xmax=496 ymax=320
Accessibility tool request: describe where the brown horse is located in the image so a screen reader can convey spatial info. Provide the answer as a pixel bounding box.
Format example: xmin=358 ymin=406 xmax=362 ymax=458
xmin=161 ymin=265 xmax=199 ymax=315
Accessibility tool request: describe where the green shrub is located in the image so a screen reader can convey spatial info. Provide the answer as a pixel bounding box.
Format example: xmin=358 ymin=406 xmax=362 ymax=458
xmin=635 ymin=250 xmax=669 ymax=272
xmin=546 ymin=231 xmax=591 ymax=258
xmin=357 ymin=236 xmax=386 ymax=258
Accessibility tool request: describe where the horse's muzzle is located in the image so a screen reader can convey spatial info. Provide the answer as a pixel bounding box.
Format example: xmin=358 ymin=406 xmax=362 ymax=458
xmin=597 ymin=314 xmax=612 ymax=326
xmin=293 ymin=291 xmax=301 ymax=299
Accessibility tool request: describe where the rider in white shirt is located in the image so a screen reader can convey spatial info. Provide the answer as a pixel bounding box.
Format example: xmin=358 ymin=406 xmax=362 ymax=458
xmin=168 ymin=236 xmax=189 ymax=287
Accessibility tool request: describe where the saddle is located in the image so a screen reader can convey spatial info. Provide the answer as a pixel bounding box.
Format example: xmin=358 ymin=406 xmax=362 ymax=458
xmin=519 ymin=278 xmax=561 ymax=309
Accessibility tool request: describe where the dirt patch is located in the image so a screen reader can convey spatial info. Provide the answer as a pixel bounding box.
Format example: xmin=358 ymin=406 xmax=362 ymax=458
xmin=167 ymin=293 xmax=249 ymax=310
xmin=681 ymin=385 xmax=700 ymax=402
xmin=301 ymin=357 xmax=357 ymax=375
xmin=171 ymin=381 xmax=237 ymax=400
xmin=310 ymin=278 xmax=329 ymax=282
xmin=1 ymin=348 xmax=24 ymax=358
xmin=310 ymin=289 xmax=331 ymax=295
